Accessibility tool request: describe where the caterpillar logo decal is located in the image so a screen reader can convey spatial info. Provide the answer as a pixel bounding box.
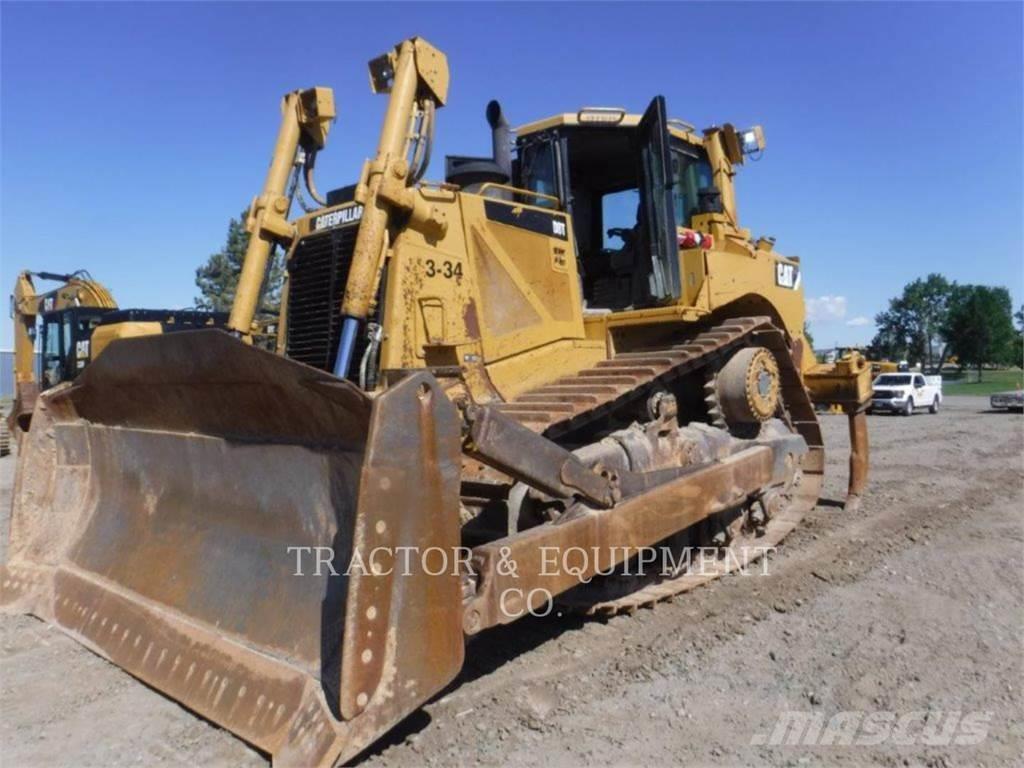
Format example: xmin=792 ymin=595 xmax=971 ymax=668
xmin=484 ymin=200 xmax=569 ymax=241
xmin=775 ymin=261 xmax=801 ymax=290
xmin=313 ymin=204 xmax=364 ymax=231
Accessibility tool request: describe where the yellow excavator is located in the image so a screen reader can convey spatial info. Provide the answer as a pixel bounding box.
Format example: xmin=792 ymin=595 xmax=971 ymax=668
xmin=1 ymin=37 xmax=871 ymax=766
xmin=5 ymin=270 xmax=117 ymax=455
xmin=4 ymin=269 xmax=227 ymax=453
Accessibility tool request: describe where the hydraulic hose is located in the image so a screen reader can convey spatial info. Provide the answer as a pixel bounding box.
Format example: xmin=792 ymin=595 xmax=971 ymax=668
xmin=304 ymin=149 xmax=328 ymax=207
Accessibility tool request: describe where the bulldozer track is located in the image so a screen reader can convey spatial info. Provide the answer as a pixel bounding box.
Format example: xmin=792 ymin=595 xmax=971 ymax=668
xmin=496 ymin=316 xmax=825 ymax=615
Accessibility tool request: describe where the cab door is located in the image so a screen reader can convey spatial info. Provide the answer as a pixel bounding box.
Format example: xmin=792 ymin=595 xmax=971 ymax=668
xmin=39 ymin=313 xmax=65 ymax=390
xmin=913 ymin=374 xmax=927 ymax=401
xmin=637 ymin=95 xmax=681 ymax=303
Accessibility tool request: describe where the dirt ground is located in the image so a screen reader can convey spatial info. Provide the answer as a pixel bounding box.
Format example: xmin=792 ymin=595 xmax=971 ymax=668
xmin=1 ymin=396 xmax=1021 ymax=767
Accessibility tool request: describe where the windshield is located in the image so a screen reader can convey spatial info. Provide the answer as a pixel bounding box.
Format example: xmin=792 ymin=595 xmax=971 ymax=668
xmin=519 ymin=139 xmax=559 ymax=209
xmin=670 ymin=147 xmax=713 ymax=226
xmin=875 ymin=375 xmax=912 ymax=386
xmin=42 ymin=318 xmax=63 ymax=388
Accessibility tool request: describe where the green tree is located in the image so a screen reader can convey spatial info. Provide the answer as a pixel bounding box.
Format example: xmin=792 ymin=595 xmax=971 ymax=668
xmin=941 ymin=285 xmax=1016 ymax=380
xmin=869 ymin=274 xmax=954 ymax=370
xmin=195 ymin=209 xmax=284 ymax=316
xmin=869 ymin=307 xmax=911 ymax=362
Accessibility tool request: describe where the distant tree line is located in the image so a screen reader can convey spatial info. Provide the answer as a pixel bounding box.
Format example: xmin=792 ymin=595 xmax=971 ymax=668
xmin=868 ymin=273 xmax=1022 ymax=379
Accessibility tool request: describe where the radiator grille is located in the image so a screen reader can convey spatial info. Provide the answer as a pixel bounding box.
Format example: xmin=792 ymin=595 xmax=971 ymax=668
xmin=285 ymin=225 xmax=363 ymax=375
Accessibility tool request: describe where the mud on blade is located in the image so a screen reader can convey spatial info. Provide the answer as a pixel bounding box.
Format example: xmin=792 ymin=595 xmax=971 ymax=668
xmin=1 ymin=330 xmax=466 ymax=767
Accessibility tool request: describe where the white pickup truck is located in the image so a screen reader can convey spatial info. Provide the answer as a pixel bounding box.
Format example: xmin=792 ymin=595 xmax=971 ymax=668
xmin=868 ymin=373 xmax=943 ymax=416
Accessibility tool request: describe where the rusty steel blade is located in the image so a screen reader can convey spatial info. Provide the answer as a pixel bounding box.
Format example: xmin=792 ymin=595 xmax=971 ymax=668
xmin=1 ymin=330 xmax=464 ymax=767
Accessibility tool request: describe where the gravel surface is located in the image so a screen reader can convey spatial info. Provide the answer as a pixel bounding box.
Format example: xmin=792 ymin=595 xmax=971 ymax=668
xmin=2 ymin=396 xmax=1021 ymax=767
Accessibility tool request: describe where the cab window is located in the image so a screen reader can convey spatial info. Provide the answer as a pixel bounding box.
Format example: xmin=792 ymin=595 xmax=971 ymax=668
xmin=519 ymin=139 xmax=560 ymax=208
xmin=670 ymin=147 xmax=713 ymax=227
xmin=601 ymin=188 xmax=640 ymax=248
xmin=63 ymin=318 xmax=73 ymax=361
xmin=42 ymin=318 xmax=63 ymax=388
xmin=75 ymin=314 xmax=102 ymax=368
xmin=77 ymin=314 xmax=102 ymax=337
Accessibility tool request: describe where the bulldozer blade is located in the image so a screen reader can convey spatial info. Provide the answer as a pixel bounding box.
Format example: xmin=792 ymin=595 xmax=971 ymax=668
xmin=1 ymin=330 xmax=465 ymax=766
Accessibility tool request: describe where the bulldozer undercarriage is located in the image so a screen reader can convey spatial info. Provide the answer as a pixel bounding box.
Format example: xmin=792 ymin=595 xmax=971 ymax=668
xmin=460 ymin=316 xmax=829 ymax=622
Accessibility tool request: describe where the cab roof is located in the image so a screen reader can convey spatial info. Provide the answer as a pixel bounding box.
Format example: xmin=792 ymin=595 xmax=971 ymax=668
xmin=515 ymin=110 xmax=704 ymax=146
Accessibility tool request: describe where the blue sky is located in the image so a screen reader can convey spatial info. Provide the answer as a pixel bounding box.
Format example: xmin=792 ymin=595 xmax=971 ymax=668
xmin=2 ymin=1 xmax=1021 ymax=349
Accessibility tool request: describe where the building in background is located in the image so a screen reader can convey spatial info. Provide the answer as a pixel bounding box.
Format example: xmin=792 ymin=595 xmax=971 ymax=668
xmin=1 ymin=350 xmax=38 ymax=400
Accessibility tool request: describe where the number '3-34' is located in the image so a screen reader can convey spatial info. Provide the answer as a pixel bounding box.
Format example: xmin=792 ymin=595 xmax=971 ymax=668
xmin=425 ymin=259 xmax=463 ymax=279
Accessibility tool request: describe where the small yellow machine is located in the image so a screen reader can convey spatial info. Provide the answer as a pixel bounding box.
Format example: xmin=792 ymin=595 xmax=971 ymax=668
xmin=821 ymin=345 xmax=898 ymax=375
xmin=2 ymin=37 xmax=870 ymax=765
xmin=5 ymin=270 xmax=117 ymax=452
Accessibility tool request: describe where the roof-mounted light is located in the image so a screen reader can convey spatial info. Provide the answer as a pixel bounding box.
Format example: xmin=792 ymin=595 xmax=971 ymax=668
xmin=577 ymin=107 xmax=626 ymax=125
xmin=740 ymin=125 xmax=766 ymax=156
xmin=668 ymin=117 xmax=697 ymax=134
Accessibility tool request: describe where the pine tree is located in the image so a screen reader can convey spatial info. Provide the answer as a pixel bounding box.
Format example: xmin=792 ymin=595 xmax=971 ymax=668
xmin=195 ymin=209 xmax=284 ymax=316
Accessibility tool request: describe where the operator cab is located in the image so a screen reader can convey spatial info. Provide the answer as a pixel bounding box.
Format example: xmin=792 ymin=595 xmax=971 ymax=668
xmin=511 ymin=97 xmax=719 ymax=311
xmin=38 ymin=307 xmax=108 ymax=389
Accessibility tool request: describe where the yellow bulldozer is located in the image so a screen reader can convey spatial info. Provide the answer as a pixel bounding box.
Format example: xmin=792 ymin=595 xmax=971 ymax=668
xmin=1 ymin=37 xmax=871 ymax=766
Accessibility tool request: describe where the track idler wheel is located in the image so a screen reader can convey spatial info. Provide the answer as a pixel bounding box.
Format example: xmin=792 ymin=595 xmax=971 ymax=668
xmin=716 ymin=347 xmax=781 ymax=431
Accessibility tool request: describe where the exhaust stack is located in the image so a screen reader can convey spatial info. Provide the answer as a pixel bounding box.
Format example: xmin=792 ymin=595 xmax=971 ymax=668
xmin=486 ymin=100 xmax=512 ymax=179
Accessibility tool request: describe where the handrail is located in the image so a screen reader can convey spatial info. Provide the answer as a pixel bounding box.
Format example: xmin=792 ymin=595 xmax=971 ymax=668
xmin=476 ymin=182 xmax=562 ymax=210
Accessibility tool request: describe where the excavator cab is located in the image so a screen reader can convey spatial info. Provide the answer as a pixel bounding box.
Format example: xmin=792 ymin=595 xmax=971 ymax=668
xmin=38 ymin=306 xmax=108 ymax=388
